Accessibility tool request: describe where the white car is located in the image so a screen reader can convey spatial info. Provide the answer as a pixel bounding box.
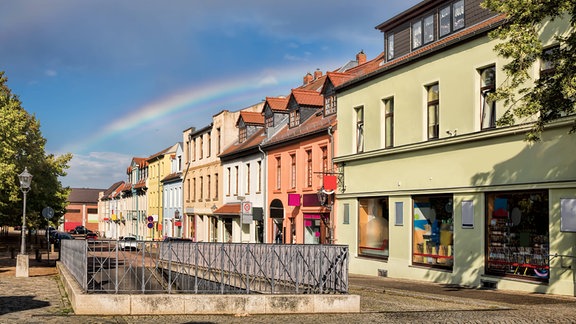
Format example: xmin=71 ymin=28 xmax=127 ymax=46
xmin=118 ymin=236 xmax=139 ymax=250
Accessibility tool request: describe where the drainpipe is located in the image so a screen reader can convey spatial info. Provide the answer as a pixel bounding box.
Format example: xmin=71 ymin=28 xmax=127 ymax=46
xmin=182 ymin=132 xmax=193 ymax=239
xmin=258 ymin=144 xmax=267 ymax=243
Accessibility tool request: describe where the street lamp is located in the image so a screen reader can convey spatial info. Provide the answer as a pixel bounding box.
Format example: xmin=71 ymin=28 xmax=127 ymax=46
xmin=16 ymin=167 xmax=32 ymax=277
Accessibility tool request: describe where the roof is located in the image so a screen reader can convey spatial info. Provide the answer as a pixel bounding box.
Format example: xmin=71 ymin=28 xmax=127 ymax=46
xmin=238 ymin=111 xmax=264 ymax=126
xmin=127 ymin=157 xmax=147 ymax=173
xmin=161 ymin=172 xmax=182 ymax=183
xmin=100 ymin=181 xmax=124 ymax=200
xmin=68 ymin=188 xmax=104 ymax=203
xmin=148 ymin=143 xmax=179 ymax=161
xmin=213 ymin=203 xmax=241 ymax=216
xmin=339 ymin=15 xmax=506 ymax=92
xmin=219 ymin=127 xmax=267 ymax=160
xmin=289 ymin=88 xmax=324 ymax=108
xmin=263 ymin=112 xmax=336 ymax=148
xmin=265 ymin=96 xmax=289 ymax=112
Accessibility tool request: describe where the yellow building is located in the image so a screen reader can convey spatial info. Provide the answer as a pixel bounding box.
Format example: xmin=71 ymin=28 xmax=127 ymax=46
xmin=146 ymin=143 xmax=179 ymax=240
xmin=334 ymin=0 xmax=576 ymax=296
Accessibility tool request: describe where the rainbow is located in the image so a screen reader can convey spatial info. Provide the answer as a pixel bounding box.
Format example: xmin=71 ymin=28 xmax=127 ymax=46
xmin=62 ymin=62 xmax=339 ymax=154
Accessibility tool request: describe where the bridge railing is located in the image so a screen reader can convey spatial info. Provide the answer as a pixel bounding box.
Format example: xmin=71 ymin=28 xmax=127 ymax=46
xmin=60 ymin=239 xmax=349 ymax=294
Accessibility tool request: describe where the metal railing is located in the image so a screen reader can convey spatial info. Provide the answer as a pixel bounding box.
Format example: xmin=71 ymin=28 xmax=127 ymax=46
xmin=60 ymin=239 xmax=349 ymax=294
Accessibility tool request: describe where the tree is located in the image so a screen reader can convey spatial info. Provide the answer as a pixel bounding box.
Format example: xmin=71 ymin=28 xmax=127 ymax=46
xmin=0 ymin=71 xmax=72 ymax=228
xmin=482 ymin=0 xmax=576 ymax=141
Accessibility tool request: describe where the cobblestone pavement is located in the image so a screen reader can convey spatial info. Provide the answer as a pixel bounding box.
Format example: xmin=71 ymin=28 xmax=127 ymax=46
xmin=0 ymin=233 xmax=575 ymax=323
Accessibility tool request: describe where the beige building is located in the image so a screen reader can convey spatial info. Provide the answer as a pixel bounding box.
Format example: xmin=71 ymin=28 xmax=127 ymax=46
xmin=334 ymin=0 xmax=576 ymax=296
xmin=182 ymin=105 xmax=261 ymax=241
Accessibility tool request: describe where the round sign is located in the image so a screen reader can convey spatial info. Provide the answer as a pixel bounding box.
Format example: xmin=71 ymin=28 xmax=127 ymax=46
xmin=147 ymin=222 xmax=154 ymax=229
xmin=42 ymin=207 xmax=55 ymax=219
xmin=243 ymin=204 xmax=250 ymax=212
xmin=147 ymin=216 xmax=154 ymax=223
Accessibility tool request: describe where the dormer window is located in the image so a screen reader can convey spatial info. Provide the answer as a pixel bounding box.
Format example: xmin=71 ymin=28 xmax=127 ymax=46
xmin=387 ymin=33 xmax=394 ymax=60
xmin=324 ymin=95 xmax=337 ymax=116
xmin=239 ymin=126 xmax=247 ymax=143
xmin=413 ymin=13 xmax=435 ymax=50
xmin=289 ymin=109 xmax=300 ymax=128
xmin=265 ymin=114 xmax=274 ymax=128
xmin=440 ymin=0 xmax=465 ymax=38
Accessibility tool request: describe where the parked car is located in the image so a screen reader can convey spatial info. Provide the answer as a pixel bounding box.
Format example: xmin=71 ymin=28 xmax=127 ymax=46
xmin=118 ymin=236 xmax=139 ymax=250
xmin=85 ymin=232 xmax=98 ymax=240
xmin=163 ymin=237 xmax=192 ymax=242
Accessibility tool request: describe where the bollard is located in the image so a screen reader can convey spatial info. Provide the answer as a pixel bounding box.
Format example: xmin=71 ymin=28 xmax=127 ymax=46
xmin=10 ymin=247 xmax=15 ymax=259
xmin=35 ymin=248 xmax=41 ymax=261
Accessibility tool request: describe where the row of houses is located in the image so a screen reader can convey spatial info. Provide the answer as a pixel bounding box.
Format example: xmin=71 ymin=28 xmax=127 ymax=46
xmin=96 ymin=0 xmax=576 ymax=296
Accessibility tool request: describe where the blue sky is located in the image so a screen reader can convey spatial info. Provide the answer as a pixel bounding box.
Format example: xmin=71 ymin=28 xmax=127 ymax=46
xmin=0 ymin=0 xmax=419 ymax=189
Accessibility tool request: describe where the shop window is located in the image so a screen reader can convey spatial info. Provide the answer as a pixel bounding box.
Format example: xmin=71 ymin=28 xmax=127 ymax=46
xmin=480 ymin=66 xmax=496 ymax=129
xmin=304 ymin=214 xmax=322 ymax=244
xmin=358 ymin=198 xmax=389 ymax=259
xmin=486 ymin=190 xmax=549 ymax=282
xmin=413 ymin=195 xmax=453 ymax=269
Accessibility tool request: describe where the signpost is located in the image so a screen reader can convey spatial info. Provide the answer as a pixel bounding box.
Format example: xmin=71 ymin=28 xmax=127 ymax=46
xmin=240 ymin=201 xmax=252 ymax=243
xmin=42 ymin=207 xmax=54 ymax=262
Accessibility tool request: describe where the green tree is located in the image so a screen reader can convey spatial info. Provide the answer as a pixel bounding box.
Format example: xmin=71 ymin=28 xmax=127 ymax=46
xmin=482 ymin=0 xmax=576 ymax=141
xmin=0 ymin=71 xmax=72 ymax=228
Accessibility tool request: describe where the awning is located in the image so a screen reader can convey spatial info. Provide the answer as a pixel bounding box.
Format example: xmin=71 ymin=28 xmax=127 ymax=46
xmin=213 ymin=203 xmax=241 ymax=216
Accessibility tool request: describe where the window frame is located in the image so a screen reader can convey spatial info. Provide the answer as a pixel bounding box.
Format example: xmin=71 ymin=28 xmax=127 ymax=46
xmin=384 ymin=97 xmax=394 ymax=148
xmin=358 ymin=197 xmax=390 ymax=259
xmin=426 ymin=83 xmax=440 ymax=140
xmin=355 ymin=106 xmax=365 ymax=153
xmin=290 ymin=153 xmax=297 ymax=189
xmin=306 ymin=149 xmax=313 ymax=188
xmin=412 ymin=20 xmax=423 ymax=49
xmin=440 ymin=0 xmax=465 ymax=38
xmin=387 ymin=32 xmax=395 ymax=60
xmin=324 ymin=95 xmax=337 ymax=116
xmin=480 ymin=65 xmax=496 ymax=129
xmin=289 ymin=109 xmax=300 ymax=128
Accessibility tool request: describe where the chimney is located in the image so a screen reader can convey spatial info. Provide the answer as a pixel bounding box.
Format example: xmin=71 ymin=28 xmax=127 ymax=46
xmin=357 ymin=50 xmax=366 ymax=65
xmin=303 ymin=72 xmax=313 ymax=85
xmin=314 ymin=68 xmax=322 ymax=80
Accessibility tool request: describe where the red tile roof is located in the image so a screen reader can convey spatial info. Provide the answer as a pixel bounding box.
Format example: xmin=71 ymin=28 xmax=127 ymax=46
xmin=263 ymin=112 xmax=336 ymax=148
xmin=239 ymin=111 xmax=264 ymax=126
xmin=265 ymin=96 xmax=289 ymax=112
xmin=219 ymin=127 xmax=266 ymax=158
xmin=289 ymin=88 xmax=323 ymax=108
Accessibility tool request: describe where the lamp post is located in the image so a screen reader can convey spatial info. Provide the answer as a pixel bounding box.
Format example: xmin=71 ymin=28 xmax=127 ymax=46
xmin=16 ymin=167 xmax=32 ymax=277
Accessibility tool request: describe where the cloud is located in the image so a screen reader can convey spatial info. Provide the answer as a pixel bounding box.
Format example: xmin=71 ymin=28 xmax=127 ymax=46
xmin=63 ymin=151 xmax=132 ymax=189
xmin=45 ymin=70 xmax=57 ymax=77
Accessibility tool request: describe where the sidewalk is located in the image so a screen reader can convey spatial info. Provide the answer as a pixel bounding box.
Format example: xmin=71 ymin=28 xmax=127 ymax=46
xmin=0 ymin=231 xmax=575 ymax=323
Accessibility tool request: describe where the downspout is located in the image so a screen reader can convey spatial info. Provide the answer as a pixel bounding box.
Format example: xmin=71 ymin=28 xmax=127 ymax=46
xmin=258 ymin=144 xmax=267 ymax=243
xmin=327 ymin=125 xmax=334 ymax=244
xmin=182 ymin=134 xmax=192 ymax=239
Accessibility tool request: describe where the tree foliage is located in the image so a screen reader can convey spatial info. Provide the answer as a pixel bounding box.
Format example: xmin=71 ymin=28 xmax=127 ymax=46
xmin=0 ymin=71 xmax=72 ymax=228
xmin=482 ymin=0 xmax=576 ymax=141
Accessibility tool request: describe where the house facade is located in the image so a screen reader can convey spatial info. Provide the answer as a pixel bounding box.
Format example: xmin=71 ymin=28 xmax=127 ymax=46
xmin=122 ymin=157 xmax=148 ymax=240
xmin=97 ymin=181 xmax=124 ymax=238
xmin=334 ymin=0 xmax=576 ymax=295
xmin=216 ymin=105 xmax=266 ymax=243
xmin=64 ymin=188 xmax=103 ymax=233
xmin=161 ymin=142 xmax=183 ymax=238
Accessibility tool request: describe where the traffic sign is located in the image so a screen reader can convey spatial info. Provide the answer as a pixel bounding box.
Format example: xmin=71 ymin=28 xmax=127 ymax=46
xmin=42 ymin=207 xmax=54 ymax=219
xmin=241 ymin=201 xmax=253 ymax=225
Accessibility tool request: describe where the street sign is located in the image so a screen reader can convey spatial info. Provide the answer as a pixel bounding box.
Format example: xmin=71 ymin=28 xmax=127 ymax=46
xmin=42 ymin=207 xmax=54 ymax=219
xmin=241 ymin=201 xmax=253 ymax=225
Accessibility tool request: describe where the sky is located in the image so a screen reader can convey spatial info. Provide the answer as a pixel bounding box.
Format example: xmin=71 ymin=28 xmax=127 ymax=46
xmin=0 ymin=0 xmax=420 ymax=190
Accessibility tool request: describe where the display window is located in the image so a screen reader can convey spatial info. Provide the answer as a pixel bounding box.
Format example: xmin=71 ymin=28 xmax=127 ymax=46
xmin=486 ymin=190 xmax=549 ymax=281
xmin=358 ymin=198 xmax=389 ymax=258
xmin=412 ymin=195 xmax=454 ymax=269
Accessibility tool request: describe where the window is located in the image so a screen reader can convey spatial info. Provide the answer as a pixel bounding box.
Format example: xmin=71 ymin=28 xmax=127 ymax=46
xmin=257 ymin=161 xmax=262 ymax=192
xmin=235 ymin=165 xmax=239 ymax=195
xmin=216 ymin=128 xmax=221 ymax=154
xmin=199 ymin=136 xmax=203 ymax=159
xmin=246 ymin=163 xmax=250 ymax=194
xmin=540 ymin=45 xmax=559 ymax=76
xmin=192 ymin=139 xmax=196 ymax=161
xmin=423 ymin=15 xmax=435 ymax=44
xmin=199 ymin=176 xmax=203 ymax=200
xmin=485 ymin=190 xmax=549 ymax=282
xmin=266 ymin=114 xmax=274 ymax=128
xmin=413 ymin=195 xmax=453 ymax=269
xmin=239 ymin=127 xmax=247 ymax=143
xmin=215 ymin=173 xmax=219 ymax=199
xmin=387 ymin=33 xmax=394 ymax=60
xmin=358 ymin=198 xmax=389 ymax=258
xmin=289 ymin=109 xmax=300 ymax=128
xmin=207 ymin=175 xmax=211 ymax=200
xmin=325 ymin=95 xmax=337 ymax=115
xmin=192 ymin=178 xmax=196 ymax=201
xmin=384 ymin=97 xmax=394 ymax=148
xmin=186 ymin=179 xmax=190 ymax=201
xmin=321 ymin=146 xmax=328 ymax=173
xmin=290 ymin=153 xmax=296 ymax=189
xmin=412 ymin=20 xmax=422 ymax=49
xmin=306 ymin=149 xmax=313 ymax=187
xmin=480 ymin=66 xmax=496 ymax=129
xmin=207 ymin=133 xmax=211 ymax=157
xmin=427 ymin=84 xmax=439 ymax=139
xmin=440 ymin=0 xmax=465 ymax=38
xmin=355 ymin=106 xmax=364 ymax=153
xmin=276 ymin=157 xmax=281 ymax=190
xmin=227 ymin=167 xmax=231 ymax=196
